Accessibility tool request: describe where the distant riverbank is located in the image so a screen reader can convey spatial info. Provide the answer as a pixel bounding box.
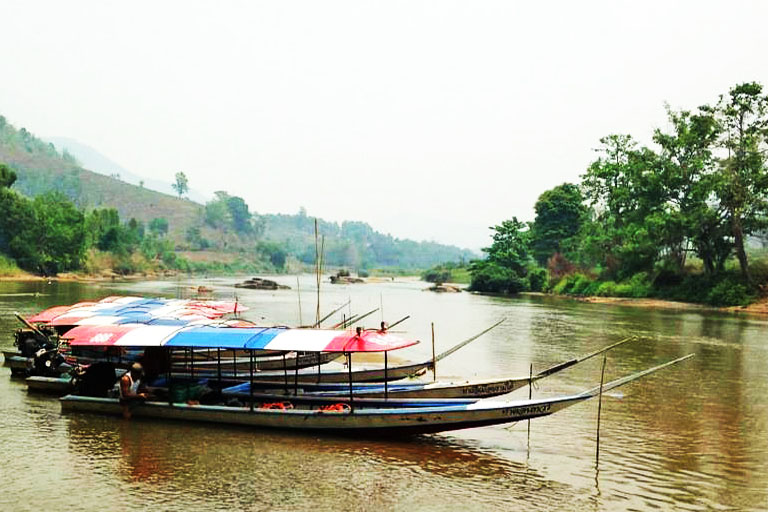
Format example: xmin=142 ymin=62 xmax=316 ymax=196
xmin=522 ymin=292 xmax=768 ymax=316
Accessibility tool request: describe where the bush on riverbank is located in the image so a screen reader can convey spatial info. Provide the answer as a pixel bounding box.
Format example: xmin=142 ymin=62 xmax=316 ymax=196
xmin=0 ymin=253 xmax=23 ymax=276
xmin=549 ymin=269 xmax=754 ymax=307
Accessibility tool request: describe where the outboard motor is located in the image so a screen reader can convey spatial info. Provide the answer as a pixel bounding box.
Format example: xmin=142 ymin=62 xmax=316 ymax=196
xmin=31 ymin=347 xmax=71 ymax=377
xmin=14 ymin=328 xmax=56 ymax=357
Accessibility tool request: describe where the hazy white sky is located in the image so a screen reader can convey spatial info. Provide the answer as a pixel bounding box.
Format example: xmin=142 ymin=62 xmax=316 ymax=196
xmin=2 ymin=1 xmax=767 ymax=250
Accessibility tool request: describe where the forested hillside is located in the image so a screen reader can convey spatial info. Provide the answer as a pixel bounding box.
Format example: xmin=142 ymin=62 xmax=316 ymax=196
xmin=0 ymin=115 xmax=475 ymax=275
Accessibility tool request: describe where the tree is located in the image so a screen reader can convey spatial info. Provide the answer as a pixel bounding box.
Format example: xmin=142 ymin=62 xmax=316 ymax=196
xmin=715 ymin=82 xmax=768 ymax=283
xmin=0 ymin=163 xmax=17 ymax=188
xmin=172 ymin=172 xmax=189 ymax=198
xmin=580 ymin=135 xmax=665 ymax=278
xmin=149 ymin=217 xmax=169 ymax=237
xmin=205 ymin=191 xmax=231 ymax=229
xmin=530 ymin=183 xmax=587 ymax=265
xmin=653 ymin=105 xmax=726 ymax=273
xmin=469 ymin=218 xmax=532 ymax=293
xmin=226 ymin=195 xmax=252 ymax=233
xmin=32 ymin=192 xmax=86 ymax=274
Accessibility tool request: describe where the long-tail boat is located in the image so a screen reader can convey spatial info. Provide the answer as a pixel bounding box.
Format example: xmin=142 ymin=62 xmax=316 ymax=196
xmin=57 ymin=321 xmax=694 ymax=435
xmin=219 ymin=336 xmax=637 ymax=399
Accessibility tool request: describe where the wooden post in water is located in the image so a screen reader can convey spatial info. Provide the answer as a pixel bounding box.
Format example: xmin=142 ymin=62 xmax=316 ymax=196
xmin=527 ymin=363 xmax=533 ymax=440
xmin=296 ymin=276 xmax=302 ymax=326
xmin=596 ymin=354 xmax=607 ymax=464
xmin=431 ymin=323 xmax=437 ymax=381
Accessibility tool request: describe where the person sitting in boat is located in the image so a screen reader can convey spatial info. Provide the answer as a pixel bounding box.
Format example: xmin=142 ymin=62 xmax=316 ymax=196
xmin=119 ymin=362 xmax=149 ymax=419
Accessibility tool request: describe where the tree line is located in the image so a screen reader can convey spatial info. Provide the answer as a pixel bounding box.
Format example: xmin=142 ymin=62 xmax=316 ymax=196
xmin=468 ymin=82 xmax=768 ymax=306
xmin=0 ymin=162 xmax=180 ymax=275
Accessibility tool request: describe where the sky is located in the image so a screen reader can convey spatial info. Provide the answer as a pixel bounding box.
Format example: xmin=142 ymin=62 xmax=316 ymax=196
xmin=2 ymin=1 xmax=768 ymax=251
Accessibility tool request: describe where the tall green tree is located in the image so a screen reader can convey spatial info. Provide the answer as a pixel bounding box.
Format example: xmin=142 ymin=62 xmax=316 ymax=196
xmin=653 ymin=105 xmax=727 ymax=273
xmin=469 ymin=218 xmax=532 ymax=293
xmin=715 ymin=82 xmax=768 ymax=283
xmin=580 ymin=135 xmax=664 ymax=277
xmin=32 ymin=192 xmax=86 ymax=274
xmin=530 ymin=183 xmax=587 ymax=265
xmin=172 ymin=172 xmax=189 ymax=199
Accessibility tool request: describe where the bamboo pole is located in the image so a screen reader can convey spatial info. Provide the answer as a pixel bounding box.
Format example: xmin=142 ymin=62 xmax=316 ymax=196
xmin=296 ymin=276 xmax=302 ymax=326
xmin=596 ymin=354 xmax=607 ymax=464
xmin=315 ymin=219 xmax=320 ymax=326
xmin=527 ymin=363 xmax=533 ymax=440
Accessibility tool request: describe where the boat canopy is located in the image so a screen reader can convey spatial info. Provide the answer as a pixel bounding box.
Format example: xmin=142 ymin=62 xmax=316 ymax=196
xmin=27 ymin=296 xmax=248 ymax=325
xmin=65 ymin=324 xmax=419 ymax=353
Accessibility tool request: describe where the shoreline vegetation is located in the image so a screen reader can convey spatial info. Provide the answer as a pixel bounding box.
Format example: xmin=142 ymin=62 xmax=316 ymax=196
xmin=452 ymin=81 xmax=768 ymax=310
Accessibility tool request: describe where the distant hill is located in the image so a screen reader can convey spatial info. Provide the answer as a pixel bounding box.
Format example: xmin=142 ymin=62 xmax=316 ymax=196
xmin=0 ymin=114 xmax=478 ymax=270
xmin=0 ymin=117 xmax=202 ymax=240
xmin=46 ymin=136 xmax=210 ymax=204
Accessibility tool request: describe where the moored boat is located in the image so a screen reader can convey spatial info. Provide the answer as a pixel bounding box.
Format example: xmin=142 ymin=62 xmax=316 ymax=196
xmin=60 ymin=355 xmax=693 ymax=435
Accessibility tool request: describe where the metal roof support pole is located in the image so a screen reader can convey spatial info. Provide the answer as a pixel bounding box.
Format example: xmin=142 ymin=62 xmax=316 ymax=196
xmin=249 ymin=350 xmax=254 ymax=412
xmin=166 ymin=347 xmax=173 ymax=406
xmin=293 ymin=352 xmax=299 ymax=396
xmin=347 ymin=352 xmax=354 ymax=413
xmin=384 ymin=351 xmax=388 ymax=401
xmin=282 ymin=353 xmax=288 ymax=394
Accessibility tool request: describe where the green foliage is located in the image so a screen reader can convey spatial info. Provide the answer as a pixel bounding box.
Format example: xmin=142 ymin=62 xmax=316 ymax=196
xmin=527 ymin=267 xmax=547 ymax=292
xmin=0 ymin=252 xmax=21 ymax=276
xmin=185 ymin=226 xmax=210 ymax=250
xmin=32 ymin=192 xmax=86 ymax=274
xmin=483 ymin=218 xmax=531 ymax=274
xmin=705 ymin=280 xmax=752 ymax=307
xmin=422 ymin=262 xmax=470 ymax=284
xmin=172 ymin=172 xmax=189 ymax=198
xmin=422 ymin=269 xmax=452 ymax=284
xmin=0 ymin=188 xmax=85 ymax=274
xmin=469 ymin=218 xmax=532 ymax=294
xmin=0 ymin=162 xmax=16 ymax=188
xmin=530 ymin=183 xmax=587 ymax=265
xmin=257 ymin=241 xmax=287 ymax=270
xmin=469 ymin=261 xmax=528 ymax=294
xmin=149 ymin=217 xmax=169 ymax=236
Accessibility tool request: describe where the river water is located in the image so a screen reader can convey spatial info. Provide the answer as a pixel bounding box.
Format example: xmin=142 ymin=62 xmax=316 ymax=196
xmin=0 ymin=277 xmax=766 ymax=511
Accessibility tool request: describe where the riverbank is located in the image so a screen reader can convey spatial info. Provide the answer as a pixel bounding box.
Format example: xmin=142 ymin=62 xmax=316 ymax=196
xmin=0 ymin=270 xmax=181 ymax=283
xmin=522 ymin=292 xmax=768 ymax=316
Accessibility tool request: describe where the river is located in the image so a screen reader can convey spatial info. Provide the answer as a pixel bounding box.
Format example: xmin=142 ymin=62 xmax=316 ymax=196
xmin=1 ymin=277 xmax=766 ymax=511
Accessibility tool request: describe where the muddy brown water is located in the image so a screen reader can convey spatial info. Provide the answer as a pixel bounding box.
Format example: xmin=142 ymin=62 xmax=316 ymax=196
xmin=1 ymin=277 xmax=766 ymax=511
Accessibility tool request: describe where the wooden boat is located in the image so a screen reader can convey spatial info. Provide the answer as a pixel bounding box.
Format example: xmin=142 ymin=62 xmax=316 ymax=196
xmin=26 ymin=375 xmax=74 ymax=393
xmin=57 ymin=321 xmax=693 ymax=435
xmin=220 ymin=336 xmax=637 ymax=399
xmin=60 ymin=355 xmax=693 ymax=435
xmin=167 ymin=321 xmax=506 ymax=384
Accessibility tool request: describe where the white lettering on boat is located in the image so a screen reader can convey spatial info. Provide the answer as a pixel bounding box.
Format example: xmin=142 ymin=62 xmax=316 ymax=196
xmin=500 ymin=404 xmax=552 ymax=418
xmin=461 ymin=382 xmax=517 ymax=396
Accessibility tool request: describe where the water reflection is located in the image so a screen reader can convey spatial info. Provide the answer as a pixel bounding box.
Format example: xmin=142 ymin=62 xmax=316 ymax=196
xmin=63 ymin=412 xmax=594 ymax=511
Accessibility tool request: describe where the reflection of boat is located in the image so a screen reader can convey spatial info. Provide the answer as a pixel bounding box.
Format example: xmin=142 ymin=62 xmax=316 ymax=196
xmin=58 ymin=321 xmax=693 ymax=436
